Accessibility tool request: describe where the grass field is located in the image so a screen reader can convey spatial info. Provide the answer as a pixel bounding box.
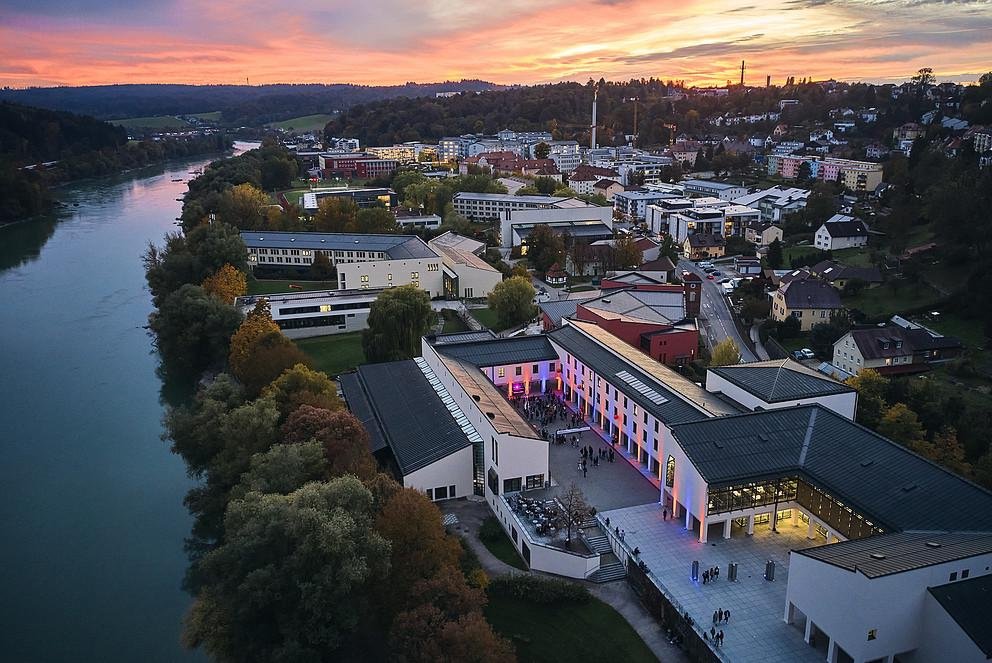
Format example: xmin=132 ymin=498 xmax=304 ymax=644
xmin=479 ymin=518 xmax=527 ymax=570
xmin=246 ymin=278 xmax=337 ymax=296
xmin=441 ymin=310 xmax=470 ymax=333
xmin=843 ymin=281 xmax=943 ymax=319
xmin=296 ymin=333 xmax=365 ymax=377
xmin=268 ymin=114 xmax=336 ymax=132
xmin=113 ymin=115 xmax=191 ymax=129
xmin=485 ymin=594 xmax=656 ymax=663
xmin=470 ymin=307 xmax=506 ymax=331
xmin=188 ymin=111 xmax=222 ymax=121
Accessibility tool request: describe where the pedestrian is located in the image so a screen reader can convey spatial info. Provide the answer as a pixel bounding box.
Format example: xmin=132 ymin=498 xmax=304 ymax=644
xmin=605 ymin=517 xmax=610 ymax=528
xmin=663 ymin=507 xmax=668 ymax=520
xmin=724 ymin=609 xmax=730 ymax=623
xmin=710 ymin=627 xmax=715 ymax=640
xmin=615 ymin=526 xmax=620 ymax=537
xmin=712 ymin=610 xmax=718 ymax=625
xmin=718 ymin=609 xmax=723 ymax=622
xmin=620 ymin=528 xmax=625 ymax=541
xmin=583 ymin=465 xmax=587 ymax=478
xmin=703 ymin=570 xmax=708 ymax=584
xmin=577 ymin=461 xmax=582 ymax=473
xmin=719 ymin=630 xmax=724 ymax=646
xmin=715 ymin=566 xmax=720 ymax=580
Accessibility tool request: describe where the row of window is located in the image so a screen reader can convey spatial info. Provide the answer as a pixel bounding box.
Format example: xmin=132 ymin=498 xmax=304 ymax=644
xmin=426 ymin=485 xmax=457 ymax=501
xmin=495 ymin=362 xmax=558 ymax=379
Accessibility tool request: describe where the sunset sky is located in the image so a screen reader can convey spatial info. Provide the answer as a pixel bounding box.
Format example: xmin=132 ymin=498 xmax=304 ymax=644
xmin=1 ymin=0 xmax=990 ymax=88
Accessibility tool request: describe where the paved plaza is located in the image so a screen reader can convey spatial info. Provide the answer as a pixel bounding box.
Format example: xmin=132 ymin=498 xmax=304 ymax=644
xmin=545 ymin=422 xmax=662 ymax=511
xmin=602 ymin=502 xmax=827 ymax=663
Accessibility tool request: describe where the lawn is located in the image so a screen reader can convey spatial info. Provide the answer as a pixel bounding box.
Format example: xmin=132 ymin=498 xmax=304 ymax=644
xmin=470 ymin=307 xmax=510 ymax=332
xmin=188 ymin=111 xmax=222 ymax=121
xmin=113 ymin=115 xmax=191 ymax=129
xmin=247 ymin=278 xmax=337 ymax=295
xmin=441 ymin=309 xmax=470 ymax=333
xmin=267 ymin=113 xmax=337 ymax=132
xmin=479 ymin=518 xmax=527 ymax=570
xmin=843 ymin=281 xmax=943 ymax=320
xmin=296 ymin=333 xmax=365 ymax=377
xmin=485 ymin=593 xmax=657 ymax=663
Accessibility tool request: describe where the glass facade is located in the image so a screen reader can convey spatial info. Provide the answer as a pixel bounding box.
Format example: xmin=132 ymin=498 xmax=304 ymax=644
xmin=707 ymin=476 xmax=885 ymax=540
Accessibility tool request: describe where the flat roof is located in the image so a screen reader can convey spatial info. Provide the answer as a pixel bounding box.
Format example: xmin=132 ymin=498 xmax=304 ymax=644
xmin=708 ymin=359 xmax=854 ymax=403
xmin=795 ymin=530 xmax=992 ymax=579
xmin=453 ymin=192 xmax=568 ymax=204
xmin=431 ymin=243 xmax=499 ymax=272
xmin=431 ymin=330 xmax=497 ymax=346
xmin=580 ymin=289 xmax=686 ymax=326
xmin=928 ymin=573 xmax=992 ymax=657
xmin=235 ymin=288 xmax=383 ymax=309
xmin=240 ymin=231 xmax=437 ymax=260
xmin=437 ymin=354 xmax=540 ymax=439
xmin=670 ymin=405 xmax=992 ymax=532
xmin=683 ymin=179 xmax=741 ymax=190
xmin=340 ymin=360 xmax=476 ymax=475
xmin=433 ymin=335 xmax=559 ymax=367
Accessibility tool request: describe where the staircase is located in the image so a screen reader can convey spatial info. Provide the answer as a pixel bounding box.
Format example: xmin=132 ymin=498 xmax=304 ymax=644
xmin=587 ymin=555 xmax=627 ymax=583
xmin=581 ymin=518 xmax=628 ymax=583
xmin=583 ymin=532 xmax=613 ymax=555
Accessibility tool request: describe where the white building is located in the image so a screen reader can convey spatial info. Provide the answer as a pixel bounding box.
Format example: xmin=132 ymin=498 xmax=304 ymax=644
xmin=236 ymin=288 xmax=381 ymax=339
xmin=732 ymin=185 xmax=810 ymax=223
xmin=452 ymin=192 xmax=586 ymax=220
xmin=682 ymin=179 xmax=748 ymax=201
xmin=814 ymin=215 xmax=869 ymax=250
xmin=614 ymin=190 xmax=680 ymax=222
xmin=499 ymin=205 xmax=614 ymax=249
xmin=428 ymin=233 xmax=502 ymax=299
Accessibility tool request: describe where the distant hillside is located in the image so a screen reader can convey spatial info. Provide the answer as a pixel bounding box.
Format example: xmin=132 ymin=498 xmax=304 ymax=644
xmin=0 ymin=81 xmax=501 ymax=127
xmin=0 ymin=101 xmax=127 ymax=165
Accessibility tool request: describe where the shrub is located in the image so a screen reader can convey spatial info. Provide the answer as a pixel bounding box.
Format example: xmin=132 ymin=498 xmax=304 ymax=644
xmin=488 ymin=574 xmax=590 ymax=605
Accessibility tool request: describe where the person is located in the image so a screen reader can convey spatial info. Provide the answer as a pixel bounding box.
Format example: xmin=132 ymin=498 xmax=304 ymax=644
xmin=712 ymin=610 xmax=718 ymax=625
xmin=663 ymin=507 xmax=668 ymax=520
xmin=715 ymin=566 xmax=720 ymax=580
xmin=583 ymin=464 xmax=587 ymax=478
xmin=718 ymin=609 xmax=723 ymax=622
xmin=710 ymin=627 xmax=716 ymax=640
xmin=724 ymin=609 xmax=730 ymax=623
xmin=577 ymin=461 xmax=582 ymax=473
xmin=620 ymin=528 xmax=625 ymax=541
xmin=615 ymin=526 xmax=620 ymax=537
xmin=702 ymin=570 xmax=708 ymax=584
xmin=719 ymin=630 xmax=724 ymax=646
xmin=605 ymin=517 xmax=610 ymax=528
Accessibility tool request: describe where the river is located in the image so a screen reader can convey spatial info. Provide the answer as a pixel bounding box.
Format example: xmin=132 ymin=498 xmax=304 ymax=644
xmin=0 ymin=143 xmax=255 ymax=662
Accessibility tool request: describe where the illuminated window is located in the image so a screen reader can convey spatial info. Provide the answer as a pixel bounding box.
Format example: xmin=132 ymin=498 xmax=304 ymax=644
xmin=867 ymin=630 xmax=877 ymax=641
xmin=411 ymin=272 xmax=419 ymax=279
xmin=361 ymin=275 xmax=369 ymax=283
xmin=387 ymin=273 xmax=392 ymax=281
xmin=319 ymin=304 xmax=332 ymax=312
xmin=665 ymin=456 xmax=676 ymax=488
xmin=497 ymin=368 xmax=505 ymax=378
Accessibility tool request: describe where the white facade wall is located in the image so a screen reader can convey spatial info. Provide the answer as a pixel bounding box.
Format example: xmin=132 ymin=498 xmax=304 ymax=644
xmin=704 ymin=371 xmax=858 ymax=420
xmin=451 ymin=263 xmax=502 ymax=299
xmin=337 ymin=258 xmax=443 ymax=297
xmin=569 ymin=178 xmax=597 ymax=195
xmin=815 ymin=225 xmax=868 ymax=251
xmin=911 ymin=591 xmax=989 ymax=663
xmin=404 ymin=445 xmax=474 ymax=502
xmin=483 ymin=360 xmax=559 ymax=394
xmin=786 ymin=552 xmax=992 ymax=663
xmin=500 ymin=206 xmax=614 ymax=248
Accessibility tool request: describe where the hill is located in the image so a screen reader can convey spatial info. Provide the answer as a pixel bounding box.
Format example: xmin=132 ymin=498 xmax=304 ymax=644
xmin=0 ymin=81 xmax=500 ymax=127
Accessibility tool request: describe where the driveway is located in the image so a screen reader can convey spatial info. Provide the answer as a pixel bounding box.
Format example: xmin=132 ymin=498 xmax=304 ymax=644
xmin=679 ymin=259 xmax=757 ymax=362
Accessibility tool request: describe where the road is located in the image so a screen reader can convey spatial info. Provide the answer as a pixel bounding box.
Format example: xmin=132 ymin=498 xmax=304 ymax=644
xmin=678 ymin=259 xmax=758 ymax=363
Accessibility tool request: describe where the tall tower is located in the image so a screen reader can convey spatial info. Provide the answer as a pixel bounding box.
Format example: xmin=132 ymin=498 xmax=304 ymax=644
xmin=740 ymin=60 xmax=746 ymax=87
xmin=591 ymin=89 xmax=598 ymax=149
xmin=766 ymin=75 xmax=771 ymax=87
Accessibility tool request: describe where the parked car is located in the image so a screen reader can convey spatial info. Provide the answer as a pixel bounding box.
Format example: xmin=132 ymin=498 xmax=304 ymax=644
xmin=792 ymin=348 xmax=816 ymax=360
xmin=711 ymin=271 xmax=722 ymax=277
xmin=704 ymin=267 xmax=717 ymax=274
xmin=699 ymin=261 xmax=714 ymax=269
xmin=706 ymin=274 xmax=716 ymax=280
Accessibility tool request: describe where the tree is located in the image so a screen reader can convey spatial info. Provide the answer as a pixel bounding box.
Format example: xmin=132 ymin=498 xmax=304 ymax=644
xmin=658 ymin=234 xmax=679 ymax=263
xmin=533 ymin=141 xmax=551 ymax=160
xmin=526 ymin=224 xmax=564 ymax=274
xmin=216 ymin=183 xmax=271 ymax=230
xmin=911 ymin=67 xmax=935 ymax=89
xmin=201 ymin=264 xmax=247 ymax=304
xmin=488 ymin=276 xmax=536 ymax=329
xmin=229 ymin=440 xmax=329 ymax=500
xmin=260 ymin=155 xmax=297 ymax=191
xmin=362 ymin=285 xmax=433 ymax=363
xmin=149 ymin=284 xmax=243 ymax=379
xmin=560 ymin=482 xmax=590 ymax=544
xmin=229 ymin=300 xmax=280 ymax=378
xmin=305 ymin=408 xmax=378 ymax=480
xmin=612 ymin=233 xmax=643 ymax=269
xmin=236 ymin=330 xmax=312 ymax=397
xmin=182 ymin=478 xmax=391 ymax=662
xmin=912 ymin=427 xmax=971 ymax=477
xmin=164 ymin=374 xmax=247 ymax=476
xmin=710 ymin=338 xmax=741 ymax=366
xmin=355 ymin=207 xmax=399 ymax=234
xmin=878 ymin=403 xmax=926 ymax=447
xmin=796 ymin=161 xmax=812 ymax=184
xmin=313 ymin=196 xmax=359 ymax=232
xmin=144 ymin=223 xmax=248 ymax=307
xmin=767 ymin=238 xmax=784 ymax=269
xmin=533 ymin=176 xmax=558 ymax=195
xmin=845 ymin=369 xmax=889 ymax=429
xmin=309 ymin=251 xmax=334 ymax=279
xmin=262 ymin=363 xmax=342 ymax=420
xmin=808 ymin=313 xmax=850 ymax=358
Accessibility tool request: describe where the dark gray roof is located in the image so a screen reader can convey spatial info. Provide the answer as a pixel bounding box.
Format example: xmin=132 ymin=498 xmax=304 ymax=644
xmin=686 ymin=233 xmax=725 ymax=248
xmin=928 ymin=573 xmax=992 ymax=657
xmin=341 ymin=361 xmax=474 ymax=475
xmin=539 ymin=299 xmax=579 ymax=327
xmin=794 ymin=531 xmax=992 ymax=579
xmin=849 ymin=325 xmax=962 ymax=360
xmin=639 ymin=257 xmax=676 ymax=272
xmin=431 ymin=330 xmax=497 ymax=345
xmin=812 ymin=260 xmax=882 ymax=283
xmin=709 ymin=360 xmax=853 ymax=403
xmin=821 ymin=220 xmax=868 ymax=238
xmin=670 ymin=405 xmax=992 ymax=532
xmin=338 ymin=372 xmax=388 ymax=454
xmin=780 ymin=278 xmax=842 ymax=309
xmin=240 ymin=230 xmax=436 ymax=259
xmin=432 ymin=335 xmax=558 ymax=367
xmin=547 ymin=324 xmax=712 ymax=425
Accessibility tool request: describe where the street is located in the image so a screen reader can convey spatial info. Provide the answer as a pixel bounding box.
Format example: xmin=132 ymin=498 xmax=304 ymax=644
xmin=678 ymin=259 xmax=758 ymax=363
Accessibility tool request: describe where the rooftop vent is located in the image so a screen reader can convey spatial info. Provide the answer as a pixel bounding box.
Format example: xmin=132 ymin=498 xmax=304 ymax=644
xmin=869 ymin=553 xmax=886 ymax=560
xmin=486 ymin=412 xmax=495 ymax=420
xmin=860 ymin=459 xmax=875 ymax=468
xmin=320 ymin=239 xmax=326 ymax=242
xmin=925 ymin=541 xmax=942 ymax=549
xmin=902 ymin=483 xmax=918 ymax=492
xmin=758 ymin=433 xmax=770 ymax=442
xmin=472 ymin=395 xmax=480 ymax=402
xmin=290 ymin=238 xmax=295 ymax=242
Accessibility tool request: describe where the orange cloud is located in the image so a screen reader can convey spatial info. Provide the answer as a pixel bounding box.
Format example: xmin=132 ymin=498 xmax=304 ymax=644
xmin=0 ymin=0 xmax=989 ymax=88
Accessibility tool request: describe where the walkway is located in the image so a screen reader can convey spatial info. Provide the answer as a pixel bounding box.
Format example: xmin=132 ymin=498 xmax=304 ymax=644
xmin=442 ymin=499 xmax=689 ymax=663
xmin=601 ymin=502 xmax=825 ymax=663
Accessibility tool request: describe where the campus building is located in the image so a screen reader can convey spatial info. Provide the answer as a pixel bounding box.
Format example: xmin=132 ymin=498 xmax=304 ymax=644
xmin=300 ymin=187 xmax=398 ymax=211
xmin=235 ymin=288 xmax=380 ymax=339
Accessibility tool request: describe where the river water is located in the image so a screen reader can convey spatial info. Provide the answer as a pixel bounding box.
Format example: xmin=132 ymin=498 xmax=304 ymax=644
xmin=0 ymin=144 xmax=254 ymax=662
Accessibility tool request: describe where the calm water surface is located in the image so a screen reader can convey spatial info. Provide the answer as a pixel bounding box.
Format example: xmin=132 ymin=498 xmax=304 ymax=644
xmin=0 ymin=144 xmax=253 ymax=662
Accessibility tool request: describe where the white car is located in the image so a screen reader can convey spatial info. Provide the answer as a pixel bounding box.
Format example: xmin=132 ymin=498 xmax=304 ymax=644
xmin=698 ymin=261 xmax=714 ymax=269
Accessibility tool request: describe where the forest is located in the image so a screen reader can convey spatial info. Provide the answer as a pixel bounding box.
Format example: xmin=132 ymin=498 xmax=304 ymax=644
xmin=0 ymin=80 xmax=499 ymax=126
xmin=0 ymin=102 xmax=231 ymax=224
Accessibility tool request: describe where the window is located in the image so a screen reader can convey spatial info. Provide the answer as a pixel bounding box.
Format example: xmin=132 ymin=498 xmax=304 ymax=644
xmin=497 ymin=367 xmax=505 ymax=378
xmin=950 ymin=572 xmax=958 ymax=581
xmin=411 ymin=271 xmax=419 ymax=279
xmin=515 ymin=366 xmax=522 ymax=376
xmin=867 ymin=629 xmax=877 ymax=641
xmin=427 ymin=263 xmax=439 ymax=271
xmin=532 ymin=364 xmax=539 ymax=373
xmin=361 ymin=275 xmax=369 ymax=283
xmin=503 ymin=477 xmax=522 ymax=493
xmin=962 ymin=569 xmax=970 ymax=579
xmin=434 ymin=486 xmax=448 ymax=500
xmin=654 ymin=421 xmax=659 ymax=433
xmin=449 ymin=485 xmax=456 ymax=498
xmin=525 ymin=474 xmax=544 ymax=490
xmin=487 ymin=467 xmax=499 ymax=495
xmin=464 ymin=288 xmax=473 ymax=298
xmin=387 ymin=273 xmax=392 ymax=281
xmin=426 ymin=488 xmax=433 ymax=500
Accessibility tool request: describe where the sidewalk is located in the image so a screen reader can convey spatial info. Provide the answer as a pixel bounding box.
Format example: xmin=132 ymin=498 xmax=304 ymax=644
xmin=442 ymin=499 xmax=689 ymax=663
xmin=749 ymin=323 xmax=771 ymax=361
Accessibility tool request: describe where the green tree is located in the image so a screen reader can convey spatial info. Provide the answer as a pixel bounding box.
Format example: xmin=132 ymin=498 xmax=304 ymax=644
xmin=355 ymin=207 xmax=399 ymax=234
xmin=235 ymin=330 xmax=312 ymax=398
xmin=845 ymin=369 xmax=889 ymax=429
xmin=182 ymin=478 xmax=391 ymax=661
xmin=533 ymin=176 xmax=558 ymax=194
xmin=612 ymin=233 xmax=643 ymax=270
xmin=149 ymin=284 xmax=242 ymax=379
xmin=144 ymin=223 xmax=248 ymax=307
xmin=767 ymin=238 xmax=784 ymax=269
xmin=526 ymin=224 xmax=564 ymax=273
xmin=488 ymin=276 xmax=536 ymax=329
xmin=658 ymin=233 xmax=679 ymax=263
xmin=164 ymin=374 xmax=247 ymax=476
xmin=878 ymin=403 xmax=926 ymax=447
xmin=229 ymin=440 xmax=329 ymax=500
xmin=309 ymin=251 xmax=334 ymax=279
xmin=260 ymin=155 xmax=297 ymax=191
xmin=216 ymin=183 xmax=271 ymax=230
xmin=313 ymin=197 xmax=359 ymax=232
xmin=362 ymin=285 xmax=434 ymax=362
xmin=710 ymin=338 xmax=741 ymax=366
xmin=262 ymin=363 xmax=342 ymax=419
xmin=533 ymin=142 xmax=551 ymax=160
xmin=808 ymin=314 xmax=850 ymax=358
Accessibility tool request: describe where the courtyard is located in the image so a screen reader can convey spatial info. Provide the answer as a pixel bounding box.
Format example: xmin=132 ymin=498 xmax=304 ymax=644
xmin=602 ymin=501 xmax=828 ymax=663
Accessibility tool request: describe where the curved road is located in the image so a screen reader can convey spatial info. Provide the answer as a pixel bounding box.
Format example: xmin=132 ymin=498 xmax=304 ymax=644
xmin=678 ymin=258 xmax=757 ymax=363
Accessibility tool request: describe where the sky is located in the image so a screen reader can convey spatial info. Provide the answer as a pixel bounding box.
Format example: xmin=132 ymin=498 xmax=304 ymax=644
xmin=1 ymin=0 xmax=990 ymax=88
